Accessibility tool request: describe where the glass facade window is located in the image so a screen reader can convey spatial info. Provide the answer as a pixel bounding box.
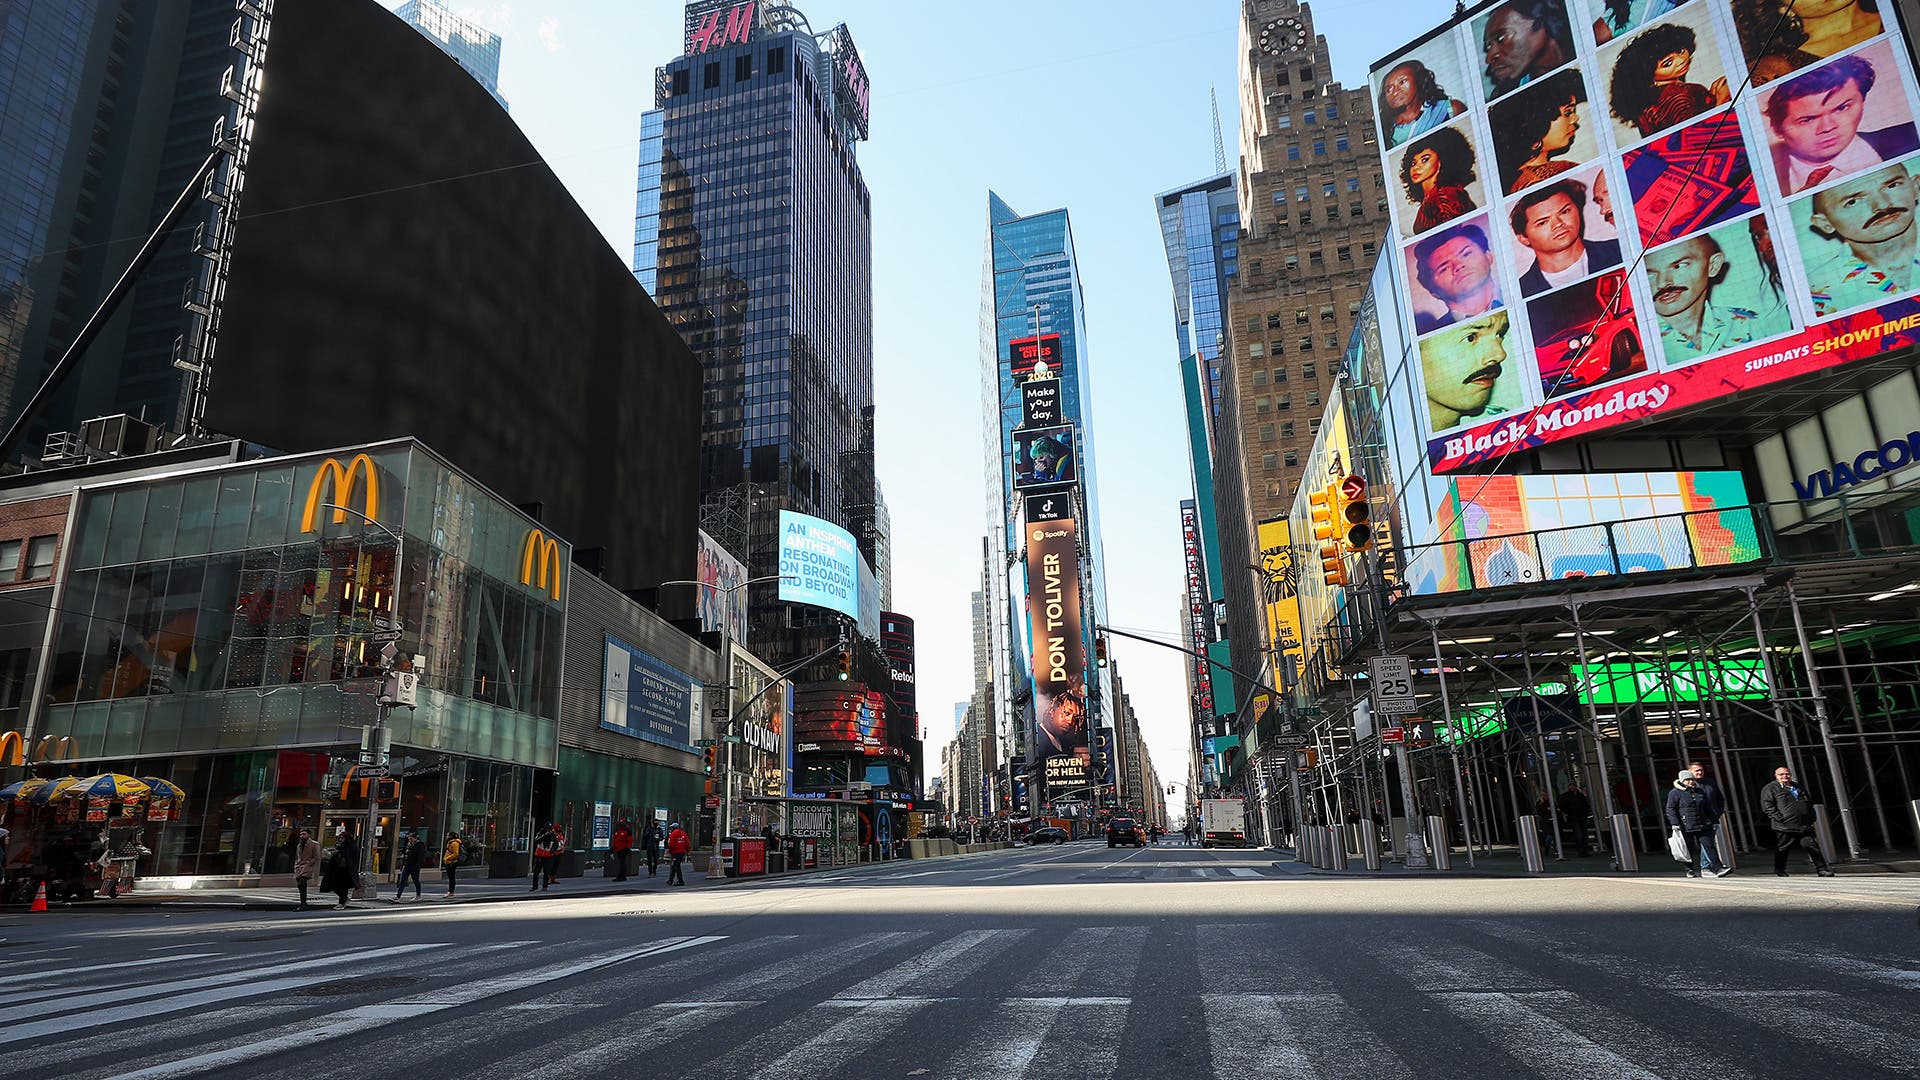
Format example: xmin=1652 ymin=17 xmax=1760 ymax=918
xmin=0 ymin=540 xmax=19 ymax=579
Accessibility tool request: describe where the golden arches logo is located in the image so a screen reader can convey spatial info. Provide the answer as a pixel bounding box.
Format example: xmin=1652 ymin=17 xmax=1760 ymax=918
xmin=0 ymin=730 xmax=21 ymax=767
xmin=300 ymin=454 xmax=380 ymax=534
xmin=521 ymin=529 xmax=562 ymax=601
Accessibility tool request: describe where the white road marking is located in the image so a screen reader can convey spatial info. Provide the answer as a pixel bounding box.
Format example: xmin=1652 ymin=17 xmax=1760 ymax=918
xmin=701 ymin=931 xmax=925 ymax=1001
xmin=743 ymin=998 xmax=929 ymax=1080
xmin=1202 ymin=993 xmax=1313 ymax=1075
xmin=1432 ymin=991 xmax=1662 ymax=1079
xmin=1226 ymin=867 xmax=1259 ymax=878
xmin=1015 ymin=926 xmax=1140 ymax=997
xmin=1680 ymin=990 xmax=1920 ymax=1069
xmin=935 ymin=996 xmax=1066 ymax=1079
xmin=835 ymin=929 xmax=1021 ymax=1000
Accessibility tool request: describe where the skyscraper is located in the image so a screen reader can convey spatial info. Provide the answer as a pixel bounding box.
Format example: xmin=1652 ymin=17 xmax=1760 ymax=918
xmin=635 ymin=1 xmax=876 ymax=664
xmin=394 ymin=0 xmax=507 ymax=110
xmin=1216 ymin=0 xmax=1387 ymax=719
xmin=980 ymin=193 xmax=1116 ymax=810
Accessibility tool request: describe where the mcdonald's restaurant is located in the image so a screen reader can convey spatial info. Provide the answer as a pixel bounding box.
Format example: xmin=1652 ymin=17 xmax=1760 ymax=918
xmin=0 ymin=434 xmax=713 ymax=890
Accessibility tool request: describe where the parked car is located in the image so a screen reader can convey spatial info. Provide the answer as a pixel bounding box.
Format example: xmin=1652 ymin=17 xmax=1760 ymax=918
xmin=1106 ymin=817 xmax=1145 ymax=848
xmin=1025 ymin=827 xmax=1069 ymax=844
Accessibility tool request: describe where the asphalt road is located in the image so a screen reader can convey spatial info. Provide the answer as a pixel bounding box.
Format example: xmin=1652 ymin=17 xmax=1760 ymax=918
xmin=4 ymin=840 xmax=1919 ymax=1079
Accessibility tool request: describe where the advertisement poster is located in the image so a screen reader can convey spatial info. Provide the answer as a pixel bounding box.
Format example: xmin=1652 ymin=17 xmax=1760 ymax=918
xmin=1025 ymin=517 xmax=1087 ymax=757
xmin=695 ymin=529 xmax=750 ymax=643
xmin=1372 ymin=1 xmax=1920 ymax=474
xmin=601 ymin=635 xmax=700 ymax=752
xmin=1007 ymin=334 xmax=1063 ymax=381
xmin=1255 ymin=518 xmax=1307 ymax=689
xmin=777 ymin=510 xmax=860 ymax=620
xmin=1179 ymin=501 xmax=1215 ymax=721
xmin=1012 ymin=425 xmax=1077 ymax=489
xmin=591 ymin=803 xmax=612 ymax=851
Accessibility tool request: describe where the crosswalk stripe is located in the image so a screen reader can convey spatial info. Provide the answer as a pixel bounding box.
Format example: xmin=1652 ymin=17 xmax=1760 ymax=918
xmin=514 ymin=1002 xmax=760 ymax=1080
xmin=835 ymin=929 xmax=1021 ymax=1000
xmin=0 ymin=952 xmax=246 ymax=1005
xmin=1432 ymin=991 xmax=1663 ymax=1079
xmin=1014 ymin=926 xmax=1140 ymax=997
xmin=938 ymin=997 xmax=1067 ymax=1078
xmin=700 ymin=931 xmax=926 ymax=1001
xmin=1679 ymin=990 xmax=1920 ymax=1069
xmin=1202 ymin=993 xmax=1415 ymax=1079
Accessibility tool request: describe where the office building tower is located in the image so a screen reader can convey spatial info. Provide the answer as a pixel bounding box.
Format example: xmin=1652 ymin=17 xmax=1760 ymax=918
xmin=635 ymin=2 xmax=876 ymax=664
xmin=980 ymin=193 xmax=1116 ymax=807
xmin=394 ymin=0 xmax=507 ymax=110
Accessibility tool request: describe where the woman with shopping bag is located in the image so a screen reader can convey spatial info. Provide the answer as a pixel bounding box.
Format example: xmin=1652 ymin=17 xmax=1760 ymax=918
xmin=1664 ymin=770 xmax=1729 ymax=878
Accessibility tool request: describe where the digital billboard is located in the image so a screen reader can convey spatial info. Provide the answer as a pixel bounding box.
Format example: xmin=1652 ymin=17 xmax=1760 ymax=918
xmin=1025 ymin=517 xmax=1087 ymax=758
xmin=777 ymin=510 xmax=859 ymax=620
xmin=1371 ymin=1 xmax=1920 ymax=475
xmin=696 ymin=529 xmax=749 ymax=643
xmin=602 ymin=635 xmax=700 ymax=752
xmin=1012 ymin=425 xmax=1077 ymax=489
xmin=1179 ymin=501 xmax=1215 ymax=720
xmin=1022 ymin=377 xmax=1063 ymax=427
xmin=1007 ymin=334 xmax=1063 ymax=380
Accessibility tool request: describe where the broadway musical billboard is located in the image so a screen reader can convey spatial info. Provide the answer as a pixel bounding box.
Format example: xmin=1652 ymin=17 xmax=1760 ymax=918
xmin=1025 ymin=516 xmax=1087 ymax=758
xmin=1372 ymin=0 xmax=1920 ymax=473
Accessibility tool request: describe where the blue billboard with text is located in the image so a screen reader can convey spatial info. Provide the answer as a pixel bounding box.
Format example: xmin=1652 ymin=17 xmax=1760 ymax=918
xmin=778 ymin=510 xmax=860 ymax=620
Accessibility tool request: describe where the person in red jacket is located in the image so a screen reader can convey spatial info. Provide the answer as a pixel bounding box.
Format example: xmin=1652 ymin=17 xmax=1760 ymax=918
xmin=610 ymin=820 xmax=633 ymax=882
xmin=665 ymin=822 xmax=691 ymax=886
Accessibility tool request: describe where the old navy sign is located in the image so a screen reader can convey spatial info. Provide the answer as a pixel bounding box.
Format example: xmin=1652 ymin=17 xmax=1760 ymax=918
xmin=1793 ymin=431 xmax=1920 ymax=501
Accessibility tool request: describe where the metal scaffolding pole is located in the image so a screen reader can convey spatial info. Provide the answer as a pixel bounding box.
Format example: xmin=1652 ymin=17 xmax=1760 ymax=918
xmin=1784 ymin=581 xmax=1863 ymax=860
xmin=1744 ymin=586 xmax=1801 ymax=773
xmin=1828 ymin=620 xmax=1893 ymax=849
xmin=1568 ymin=600 xmax=1629 ymax=865
xmin=1860 ymin=639 xmax=1918 ymax=840
xmin=1431 ymin=626 xmax=1476 ymax=867
xmin=1521 ymin=633 xmax=1565 ymax=860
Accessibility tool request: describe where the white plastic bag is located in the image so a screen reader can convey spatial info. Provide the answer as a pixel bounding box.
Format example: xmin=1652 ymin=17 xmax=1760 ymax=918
xmin=1667 ymin=826 xmax=1691 ymax=864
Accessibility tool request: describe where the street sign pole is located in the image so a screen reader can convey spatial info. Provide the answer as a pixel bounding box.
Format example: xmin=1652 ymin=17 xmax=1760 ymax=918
xmin=1370 ymin=655 xmax=1427 ymax=869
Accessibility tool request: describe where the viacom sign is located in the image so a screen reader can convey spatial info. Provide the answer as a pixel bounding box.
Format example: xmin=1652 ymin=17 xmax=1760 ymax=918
xmin=1793 ymin=432 xmax=1920 ymax=501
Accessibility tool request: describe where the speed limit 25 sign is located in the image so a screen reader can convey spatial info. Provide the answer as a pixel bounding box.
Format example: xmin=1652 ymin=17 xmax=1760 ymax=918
xmin=1368 ymin=655 xmax=1416 ymax=714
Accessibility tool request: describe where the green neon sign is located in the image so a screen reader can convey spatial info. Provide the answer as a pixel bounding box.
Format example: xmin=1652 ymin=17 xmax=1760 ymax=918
xmin=1572 ymin=659 xmax=1768 ymax=706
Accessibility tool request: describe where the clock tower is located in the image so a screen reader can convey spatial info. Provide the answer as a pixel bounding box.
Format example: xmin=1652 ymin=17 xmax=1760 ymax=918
xmin=1213 ymin=0 xmax=1387 ymax=731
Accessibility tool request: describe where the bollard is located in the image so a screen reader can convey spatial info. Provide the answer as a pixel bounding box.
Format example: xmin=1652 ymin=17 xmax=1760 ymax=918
xmin=1328 ymin=827 xmax=1350 ymax=871
xmin=1813 ymin=804 xmax=1839 ymax=865
xmin=1362 ymin=824 xmax=1383 ymax=871
xmin=1388 ymin=816 xmax=1408 ymax=862
xmin=1715 ymin=819 xmax=1738 ymax=872
xmin=1610 ymin=813 xmax=1639 ymax=872
xmin=1426 ymin=816 xmax=1452 ymax=870
xmin=1517 ymin=815 xmax=1545 ymax=873
xmin=1302 ymin=827 xmax=1318 ymax=867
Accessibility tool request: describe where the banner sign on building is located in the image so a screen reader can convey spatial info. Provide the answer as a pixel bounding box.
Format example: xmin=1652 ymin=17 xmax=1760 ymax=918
xmin=1256 ymin=518 xmax=1307 ymax=689
xmin=1044 ymin=753 xmax=1092 ymax=795
xmin=1574 ymin=658 xmax=1768 ymax=705
xmin=1180 ymin=501 xmax=1214 ymax=720
xmin=1021 ymin=377 xmax=1063 ymax=427
xmin=602 ymin=635 xmax=699 ymax=752
xmin=696 ymin=529 xmax=749 ymax=642
xmin=826 ymin=23 xmax=871 ymax=141
xmin=1012 ymin=424 xmax=1077 ymax=489
xmin=778 ymin=510 xmax=859 ymax=620
xmin=1007 ymin=334 xmax=1063 ymax=381
xmin=684 ymin=0 xmax=758 ymax=55
xmin=879 ymin=613 xmax=917 ymax=749
xmin=1025 ymin=517 xmax=1087 ymax=757
xmin=1369 ymin=1 xmax=1920 ymax=475
xmin=1025 ymin=488 xmax=1074 ymax=524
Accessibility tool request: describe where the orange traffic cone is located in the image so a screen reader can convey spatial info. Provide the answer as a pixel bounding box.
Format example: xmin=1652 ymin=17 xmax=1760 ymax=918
xmin=30 ymin=881 xmax=47 ymax=912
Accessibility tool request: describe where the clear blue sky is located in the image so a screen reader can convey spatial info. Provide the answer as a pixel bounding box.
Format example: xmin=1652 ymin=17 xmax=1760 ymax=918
xmin=393 ymin=0 xmax=1451 ymax=789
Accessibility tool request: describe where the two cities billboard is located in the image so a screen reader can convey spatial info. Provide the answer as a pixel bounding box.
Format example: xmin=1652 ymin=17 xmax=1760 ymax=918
xmin=1371 ymin=0 xmax=1920 ymax=473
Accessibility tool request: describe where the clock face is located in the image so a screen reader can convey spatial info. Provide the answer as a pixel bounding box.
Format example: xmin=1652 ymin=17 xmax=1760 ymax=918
xmin=1259 ymin=17 xmax=1304 ymax=55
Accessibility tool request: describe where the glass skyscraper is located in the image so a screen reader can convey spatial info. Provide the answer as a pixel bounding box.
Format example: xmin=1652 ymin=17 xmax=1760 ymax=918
xmin=634 ymin=5 xmax=875 ymax=663
xmin=980 ymin=193 xmax=1115 ymax=807
xmin=393 ymin=0 xmax=506 ymax=110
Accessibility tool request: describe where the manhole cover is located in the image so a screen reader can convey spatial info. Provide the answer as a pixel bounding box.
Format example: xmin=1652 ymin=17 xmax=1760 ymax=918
xmin=297 ymin=976 xmax=419 ymax=997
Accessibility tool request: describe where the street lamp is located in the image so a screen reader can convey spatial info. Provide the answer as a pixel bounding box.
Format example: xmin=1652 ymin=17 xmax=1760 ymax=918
xmin=657 ymin=573 xmax=790 ymax=879
xmin=318 ymin=502 xmax=408 ymax=891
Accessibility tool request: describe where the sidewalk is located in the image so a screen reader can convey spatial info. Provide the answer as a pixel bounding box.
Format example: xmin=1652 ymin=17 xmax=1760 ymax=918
xmin=4 ymin=846 xmax=1008 ymax=914
xmin=1277 ymin=842 xmax=1920 ymax=878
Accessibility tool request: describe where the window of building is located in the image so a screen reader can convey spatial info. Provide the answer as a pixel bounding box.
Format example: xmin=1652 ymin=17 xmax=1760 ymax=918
xmin=24 ymin=536 xmax=55 ymax=581
xmin=1304 ymin=109 xmax=1317 ymax=125
xmin=1338 ymin=246 xmax=1352 ymax=262
xmin=1312 ymin=140 xmax=1326 ymax=156
xmin=1346 ymin=176 xmax=1361 ymax=192
xmin=1309 ymin=418 xmax=1322 ymax=433
xmin=1277 ymin=113 xmax=1293 ymax=129
xmin=1266 ymin=313 xmax=1283 ymax=329
xmin=1377 ymin=197 xmax=1389 ymax=213
xmin=1349 ymin=301 xmax=1362 ymax=316
xmin=1272 ymin=190 xmax=1286 ymax=204
xmin=1255 ymin=396 xmax=1272 ymax=414
xmin=1295 ymin=310 xmax=1309 ymax=325
xmin=1308 ymin=250 xmax=1323 ymax=267
xmin=1325 ymin=334 xmax=1339 ymax=349
xmin=1249 ymin=341 xmax=1265 ymax=357
xmin=1302 ymin=361 xmax=1318 ymax=380
xmin=1262 ymin=453 xmax=1279 ymax=471
xmin=1299 ymin=65 xmax=1314 ymax=82
xmin=1335 ymin=135 xmax=1351 ymax=152
xmin=1308 ymin=391 xmax=1322 ymax=408
xmin=1281 ymin=421 xmax=1296 ymax=439
xmin=671 ymin=69 xmax=689 ymax=95
xmin=767 ymin=48 xmax=785 ymax=74
xmin=1266 ymin=480 xmax=1285 ymax=498
xmin=1350 ymin=203 xmax=1364 ymax=219
xmin=1322 ymin=181 xmax=1334 ymax=198
xmin=1284 ymin=255 xmax=1299 ymax=271
xmin=1298 ymin=335 xmax=1314 ymax=352
xmin=1275 ymin=68 xmax=1291 ymax=86
xmin=1284 ymin=450 xmax=1300 ymax=467
xmin=703 ymin=62 xmax=720 ymax=89
xmin=1302 ymin=86 xmax=1317 ymax=100
xmin=1252 ymin=370 xmax=1268 ymax=386
xmin=0 ymin=540 xmax=19 ymax=580
xmin=1295 ymin=187 xmax=1308 ymax=202
xmin=1319 ymin=305 xmax=1335 ymax=323
xmin=1287 ymin=145 xmax=1300 ymax=161
xmin=1362 ymin=241 xmax=1376 ymax=258
xmin=1259 ymin=423 xmax=1276 ymax=442
xmin=1247 ymin=317 xmax=1262 ymax=334
xmin=1297 ymin=210 xmax=1311 ymax=227
xmin=735 ymin=55 xmax=754 ymax=82
xmin=1273 ymin=366 xmax=1289 ymax=382
xmin=1327 ymin=102 xmax=1339 ymax=121
xmin=1270 ymin=340 xmax=1286 ymax=357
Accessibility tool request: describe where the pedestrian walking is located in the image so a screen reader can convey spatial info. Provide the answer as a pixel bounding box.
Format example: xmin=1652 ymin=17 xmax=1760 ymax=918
xmin=642 ymin=820 xmax=664 ymax=876
xmin=292 ymin=828 xmax=321 ymax=910
xmin=1665 ymin=769 xmax=1729 ymax=878
xmin=441 ymin=831 xmax=463 ymax=898
xmin=611 ymin=819 xmax=633 ymax=882
xmin=1761 ymin=765 xmax=1837 ymax=877
xmin=665 ymin=821 xmax=690 ymax=885
xmin=530 ymin=822 xmax=562 ymax=891
xmin=324 ymin=825 xmax=360 ymax=908
xmin=391 ymin=832 xmax=426 ymax=901
xmin=1558 ymin=784 xmax=1592 ymax=856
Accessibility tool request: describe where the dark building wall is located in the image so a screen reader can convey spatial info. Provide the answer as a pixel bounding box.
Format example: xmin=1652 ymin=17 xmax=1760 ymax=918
xmin=211 ymin=0 xmax=701 ymax=595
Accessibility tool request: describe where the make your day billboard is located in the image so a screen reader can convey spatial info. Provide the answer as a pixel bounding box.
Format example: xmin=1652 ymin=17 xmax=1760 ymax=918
xmin=777 ymin=510 xmax=859 ymax=620
xmin=1373 ymin=0 xmax=1920 ymax=474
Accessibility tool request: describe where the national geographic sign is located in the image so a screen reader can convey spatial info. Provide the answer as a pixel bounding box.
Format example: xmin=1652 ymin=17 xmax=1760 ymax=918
xmin=1025 ymin=517 xmax=1087 ymax=757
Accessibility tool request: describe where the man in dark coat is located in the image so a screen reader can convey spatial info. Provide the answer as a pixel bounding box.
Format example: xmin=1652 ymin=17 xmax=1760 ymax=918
xmin=324 ymin=827 xmax=360 ymax=908
xmin=1761 ymin=765 xmax=1836 ymax=877
xmin=390 ymin=832 xmax=426 ymax=902
xmin=1665 ymin=770 xmax=1728 ymax=878
xmin=1557 ymin=784 xmax=1592 ymax=856
xmin=641 ymin=820 xmax=664 ymax=876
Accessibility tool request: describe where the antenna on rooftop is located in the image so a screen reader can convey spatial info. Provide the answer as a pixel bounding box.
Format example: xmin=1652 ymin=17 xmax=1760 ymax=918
xmin=1210 ymin=87 xmax=1227 ymax=175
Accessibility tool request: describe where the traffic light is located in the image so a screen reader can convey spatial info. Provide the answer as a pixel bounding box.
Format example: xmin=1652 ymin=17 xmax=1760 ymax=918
xmin=836 ymin=648 xmax=851 ymax=681
xmin=1309 ymin=479 xmax=1348 ymax=587
xmin=1341 ymin=474 xmax=1373 ymax=552
xmin=1095 ymin=637 xmax=1108 ymax=667
xmin=1320 ymin=545 xmax=1348 ymax=587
